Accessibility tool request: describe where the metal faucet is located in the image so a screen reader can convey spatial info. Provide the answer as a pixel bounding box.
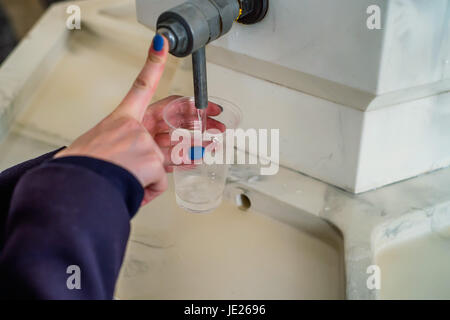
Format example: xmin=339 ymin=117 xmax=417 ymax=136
xmin=156 ymin=0 xmax=269 ymax=109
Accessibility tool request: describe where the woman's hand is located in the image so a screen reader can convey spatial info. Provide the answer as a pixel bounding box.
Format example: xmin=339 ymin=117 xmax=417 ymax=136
xmin=55 ymin=34 xmax=170 ymax=205
xmin=142 ymin=96 xmax=225 ymax=171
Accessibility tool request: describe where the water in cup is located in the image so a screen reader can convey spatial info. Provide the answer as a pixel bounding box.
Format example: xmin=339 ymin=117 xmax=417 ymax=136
xmin=174 ymin=164 xmax=227 ymax=213
xmin=163 ymin=97 xmax=241 ymax=213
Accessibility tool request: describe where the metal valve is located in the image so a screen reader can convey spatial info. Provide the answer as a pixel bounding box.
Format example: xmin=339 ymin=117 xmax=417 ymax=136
xmin=156 ymin=0 xmax=269 ymax=109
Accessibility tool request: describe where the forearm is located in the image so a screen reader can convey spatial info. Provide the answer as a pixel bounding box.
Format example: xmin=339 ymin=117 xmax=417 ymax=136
xmin=0 ymin=148 xmax=65 ymax=248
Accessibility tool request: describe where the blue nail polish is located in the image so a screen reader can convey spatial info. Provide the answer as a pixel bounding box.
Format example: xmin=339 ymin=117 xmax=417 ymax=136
xmin=153 ymin=34 xmax=164 ymax=52
xmin=190 ymin=146 xmax=205 ymax=160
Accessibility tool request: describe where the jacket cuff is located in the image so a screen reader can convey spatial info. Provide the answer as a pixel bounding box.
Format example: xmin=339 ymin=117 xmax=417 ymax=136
xmin=46 ymin=157 xmax=144 ymax=217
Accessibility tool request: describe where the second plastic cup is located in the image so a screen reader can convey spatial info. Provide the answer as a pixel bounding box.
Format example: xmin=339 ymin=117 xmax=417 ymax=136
xmin=163 ymin=96 xmax=242 ymax=213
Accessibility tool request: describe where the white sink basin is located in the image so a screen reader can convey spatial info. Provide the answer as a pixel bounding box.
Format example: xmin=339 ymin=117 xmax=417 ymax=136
xmin=373 ymin=208 xmax=450 ymax=299
xmin=115 ymin=180 xmax=345 ymax=299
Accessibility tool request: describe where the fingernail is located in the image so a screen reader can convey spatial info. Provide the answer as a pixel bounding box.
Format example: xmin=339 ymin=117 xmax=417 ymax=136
xmin=152 ymin=34 xmax=164 ymax=52
xmin=217 ymin=104 xmax=223 ymax=112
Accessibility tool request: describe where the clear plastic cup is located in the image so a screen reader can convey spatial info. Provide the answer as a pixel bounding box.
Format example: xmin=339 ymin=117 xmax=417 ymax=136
xmin=163 ymin=96 xmax=242 ymax=213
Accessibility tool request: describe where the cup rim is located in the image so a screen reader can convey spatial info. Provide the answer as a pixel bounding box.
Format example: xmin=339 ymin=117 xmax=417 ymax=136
xmin=163 ymin=96 xmax=242 ymax=132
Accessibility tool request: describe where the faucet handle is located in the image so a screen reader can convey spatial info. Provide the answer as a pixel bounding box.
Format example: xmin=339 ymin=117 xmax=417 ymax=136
xmin=156 ymin=0 xmax=269 ymax=57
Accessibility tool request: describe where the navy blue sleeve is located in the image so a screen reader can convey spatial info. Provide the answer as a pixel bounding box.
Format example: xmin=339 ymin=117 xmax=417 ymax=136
xmin=0 ymin=148 xmax=65 ymax=248
xmin=0 ymin=156 xmax=144 ymax=300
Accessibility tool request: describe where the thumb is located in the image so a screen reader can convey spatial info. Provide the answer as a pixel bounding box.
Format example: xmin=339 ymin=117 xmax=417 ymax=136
xmin=114 ymin=34 xmax=169 ymax=121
